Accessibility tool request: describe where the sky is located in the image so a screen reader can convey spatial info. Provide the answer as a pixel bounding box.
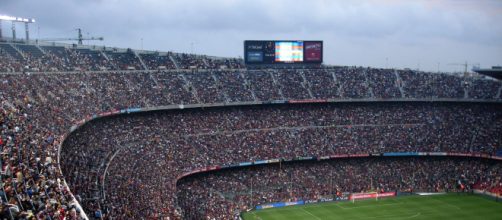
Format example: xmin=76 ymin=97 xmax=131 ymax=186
xmin=1 ymin=0 xmax=501 ymax=72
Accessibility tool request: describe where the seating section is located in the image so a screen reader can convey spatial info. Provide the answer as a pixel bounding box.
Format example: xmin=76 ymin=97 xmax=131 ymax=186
xmin=213 ymin=71 xmax=255 ymax=102
xmin=0 ymin=43 xmax=23 ymax=59
xmin=399 ymin=70 xmax=466 ymax=99
xmin=366 ymin=68 xmax=402 ymax=98
xmin=273 ymin=70 xmax=312 ymax=100
xmin=304 ymin=69 xmax=341 ymax=99
xmin=469 ymin=78 xmax=500 ymax=99
xmin=140 ymin=53 xmax=177 ymax=70
xmin=246 ymin=70 xmax=284 ymax=101
xmin=335 ymin=67 xmax=372 ymax=98
xmin=0 ymin=43 xmax=245 ymax=72
xmin=16 ymin=44 xmax=44 ymax=58
xmin=105 ymin=50 xmax=144 ymax=70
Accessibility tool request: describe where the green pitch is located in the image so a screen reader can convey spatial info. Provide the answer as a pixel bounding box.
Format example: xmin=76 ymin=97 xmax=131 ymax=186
xmin=241 ymin=194 xmax=502 ymax=220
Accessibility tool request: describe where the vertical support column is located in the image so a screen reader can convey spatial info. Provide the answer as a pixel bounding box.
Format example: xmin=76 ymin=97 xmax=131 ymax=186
xmin=11 ymin=21 xmax=16 ymax=40
xmin=0 ymin=20 xmax=3 ymax=39
xmin=25 ymin=22 xmax=29 ymax=41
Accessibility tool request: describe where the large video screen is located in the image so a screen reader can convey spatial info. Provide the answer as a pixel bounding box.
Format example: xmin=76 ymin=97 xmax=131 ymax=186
xmin=244 ymin=40 xmax=322 ymax=65
xmin=304 ymin=41 xmax=322 ymax=62
xmin=275 ymin=41 xmax=303 ymax=62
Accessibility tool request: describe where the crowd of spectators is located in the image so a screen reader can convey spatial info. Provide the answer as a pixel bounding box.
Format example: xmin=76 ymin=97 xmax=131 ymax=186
xmin=0 ymin=43 xmax=244 ymax=72
xmin=335 ymin=66 xmax=372 ymax=98
xmin=172 ymin=53 xmax=244 ymax=70
xmin=105 ymin=50 xmax=144 ymax=70
xmin=1 ymin=80 xmax=86 ymax=219
xmin=177 ymin=157 xmax=502 ymax=219
xmin=304 ymin=69 xmax=341 ymax=99
xmin=273 ymin=70 xmax=311 ymax=100
xmin=59 ymin=103 xmax=502 ymax=219
xmin=0 ymin=45 xmax=501 ymax=219
xmin=140 ymin=53 xmax=177 ymax=70
xmin=0 ymin=70 xmax=501 ymax=218
xmin=398 ymin=70 xmax=466 ymax=99
xmin=213 ymin=71 xmax=255 ymax=102
xmin=0 ymin=45 xmax=119 ymax=72
xmin=204 ymin=58 xmax=244 ymax=69
xmin=366 ymin=68 xmax=402 ymax=98
xmin=468 ymin=78 xmax=501 ymax=100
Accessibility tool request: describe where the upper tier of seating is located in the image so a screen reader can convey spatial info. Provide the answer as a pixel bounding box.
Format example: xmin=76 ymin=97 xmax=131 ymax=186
xmin=0 ymin=42 xmax=244 ymax=72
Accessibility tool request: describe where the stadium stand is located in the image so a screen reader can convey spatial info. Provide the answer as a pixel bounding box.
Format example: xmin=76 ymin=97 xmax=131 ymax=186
xmin=0 ymin=41 xmax=501 ymax=219
xmin=56 ymin=102 xmax=501 ymax=218
xmin=139 ymin=52 xmax=177 ymax=70
xmin=178 ymin=157 xmax=502 ymax=219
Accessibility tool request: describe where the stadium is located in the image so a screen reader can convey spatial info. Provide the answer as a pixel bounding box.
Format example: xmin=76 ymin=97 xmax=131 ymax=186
xmin=1 ymin=1 xmax=502 ymax=220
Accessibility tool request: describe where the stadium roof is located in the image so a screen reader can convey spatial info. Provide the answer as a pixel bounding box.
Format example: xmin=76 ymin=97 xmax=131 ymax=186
xmin=474 ymin=66 xmax=502 ymax=80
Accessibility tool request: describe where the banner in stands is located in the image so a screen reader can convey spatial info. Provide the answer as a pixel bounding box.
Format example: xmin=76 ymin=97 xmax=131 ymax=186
xmin=349 ymin=192 xmax=396 ymax=200
xmin=419 ymin=152 xmax=447 ymax=156
xmin=268 ymin=159 xmax=281 ymax=163
xmin=473 ymin=189 xmax=502 ymax=202
xmin=304 ymin=199 xmax=319 ymax=204
xmin=288 ymin=99 xmax=327 ymax=104
xmin=319 ymin=156 xmax=331 ymax=160
xmin=336 ymin=192 xmax=351 ymax=201
xmin=304 ymin=197 xmax=338 ymax=205
xmin=449 ymin=152 xmax=467 ymax=157
xmin=497 ymin=150 xmax=502 ymax=157
xmin=99 ymin=111 xmax=114 ymax=117
xmin=383 ymin=152 xmax=418 ymax=156
xmin=127 ymin=108 xmax=142 ymax=113
xmin=271 ymin=100 xmax=287 ymax=104
xmin=239 ymin=162 xmax=252 ymax=166
xmin=256 ymin=201 xmax=304 ymax=210
xmin=349 ymin=154 xmax=371 ymax=157
xmin=258 ymin=194 xmax=349 ymax=210
xmin=327 ymin=154 xmax=370 ymax=159
xmin=296 ymin=156 xmax=315 ymax=161
xmin=330 ymin=154 xmax=350 ymax=158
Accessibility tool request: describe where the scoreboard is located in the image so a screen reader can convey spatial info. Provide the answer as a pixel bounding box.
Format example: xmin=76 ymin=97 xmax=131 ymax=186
xmin=244 ymin=40 xmax=323 ymax=65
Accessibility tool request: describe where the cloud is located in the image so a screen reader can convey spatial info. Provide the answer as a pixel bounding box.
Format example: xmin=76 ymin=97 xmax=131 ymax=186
xmin=0 ymin=0 xmax=501 ymax=72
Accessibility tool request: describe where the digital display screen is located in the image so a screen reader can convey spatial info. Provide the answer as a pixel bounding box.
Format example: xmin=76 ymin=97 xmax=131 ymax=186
xmin=244 ymin=40 xmax=322 ymax=65
xmin=247 ymin=51 xmax=263 ymax=62
xmin=304 ymin=41 xmax=322 ymax=62
xmin=275 ymin=41 xmax=303 ymax=62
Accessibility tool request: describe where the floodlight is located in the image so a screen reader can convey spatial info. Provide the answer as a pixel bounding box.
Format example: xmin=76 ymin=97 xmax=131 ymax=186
xmin=0 ymin=15 xmax=16 ymax=21
xmin=0 ymin=14 xmax=35 ymax=23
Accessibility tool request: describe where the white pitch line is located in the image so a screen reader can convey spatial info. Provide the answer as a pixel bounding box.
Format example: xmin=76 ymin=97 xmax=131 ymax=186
xmin=361 ymin=212 xmax=421 ymax=219
xmin=335 ymin=203 xmax=346 ymax=209
xmin=301 ymin=207 xmax=322 ymax=220
xmin=251 ymin=212 xmax=263 ymax=220
xmin=406 ymin=212 xmax=422 ymax=219
xmin=430 ymin=198 xmax=461 ymax=210
xmin=336 ymin=202 xmax=402 ymax=210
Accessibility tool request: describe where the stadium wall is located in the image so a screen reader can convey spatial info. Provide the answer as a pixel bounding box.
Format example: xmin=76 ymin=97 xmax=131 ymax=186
xmin=473 ymin=190 xmax=502 ymax=202
xmin=253 ymin=192 xmax=397 ymax=210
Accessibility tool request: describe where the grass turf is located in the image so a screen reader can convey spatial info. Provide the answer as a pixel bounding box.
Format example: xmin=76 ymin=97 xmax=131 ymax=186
xmin=241 ymin=194 xmax=502 ymax=220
